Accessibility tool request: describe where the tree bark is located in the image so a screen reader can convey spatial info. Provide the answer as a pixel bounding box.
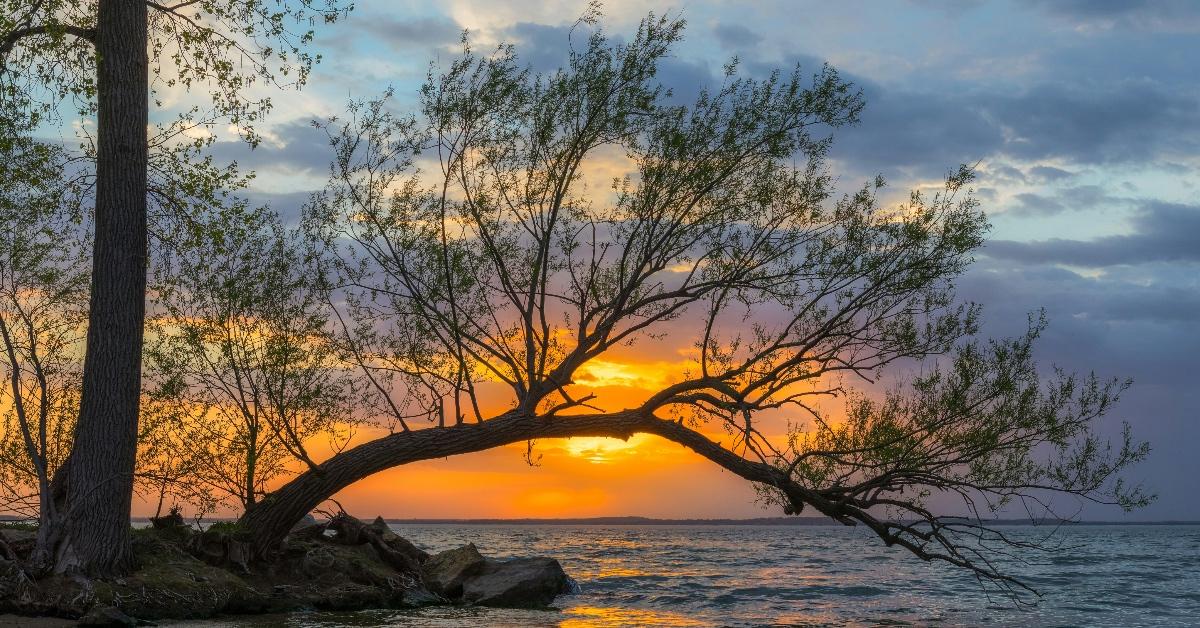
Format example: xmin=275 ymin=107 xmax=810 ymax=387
xmin=237 ymin=410 xmax=837 ymax=553
xmin=57 ymin=0 xmax=149 ymax=575
xmin=239 ymin=411 xmax=654 ymax=551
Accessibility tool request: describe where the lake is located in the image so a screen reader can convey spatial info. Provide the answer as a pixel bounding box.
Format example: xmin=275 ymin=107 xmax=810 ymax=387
xmin=170 ymin=524 xmax=1200 ymax=627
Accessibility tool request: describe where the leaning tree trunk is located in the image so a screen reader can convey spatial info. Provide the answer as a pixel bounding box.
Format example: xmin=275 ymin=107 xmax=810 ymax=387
xmin=238 ymin=411 xmax=654 ymax=551
xmin=236 ymin=410 xmax=826 ymax=553
xmin=56 ymin=0 xmax=149 ymax=575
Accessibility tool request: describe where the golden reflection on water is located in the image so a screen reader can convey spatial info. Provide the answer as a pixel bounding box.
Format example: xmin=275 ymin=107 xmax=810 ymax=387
xmin=560 ymin=605 xmax=711 ymax=628
xmin=580 ymin=556 xmax=652 ymax=579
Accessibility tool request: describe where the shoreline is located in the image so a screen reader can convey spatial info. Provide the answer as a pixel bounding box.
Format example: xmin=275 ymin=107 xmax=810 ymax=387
xmin=112 ymin=516 xmax=1200 ymax=527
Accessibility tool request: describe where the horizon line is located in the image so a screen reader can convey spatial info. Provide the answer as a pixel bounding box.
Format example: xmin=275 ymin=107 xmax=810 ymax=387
xmin=114 ymin=514 xmax=1200 ymax=526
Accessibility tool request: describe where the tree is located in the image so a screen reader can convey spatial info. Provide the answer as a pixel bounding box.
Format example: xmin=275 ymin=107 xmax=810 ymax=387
xmin=236 ymin=13 xmax=1148 ymax=598
xmin=0 ymin=0 xmax=349 ymax=574
xmin=145 ymin=204 xmax=359 ymax=513
xmin=0 ymin=137 xmax=88 ymax=537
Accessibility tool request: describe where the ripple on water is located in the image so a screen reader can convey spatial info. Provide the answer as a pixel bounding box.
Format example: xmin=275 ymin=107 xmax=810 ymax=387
xmin=199 ymin=524 xmax=1200 ymax=628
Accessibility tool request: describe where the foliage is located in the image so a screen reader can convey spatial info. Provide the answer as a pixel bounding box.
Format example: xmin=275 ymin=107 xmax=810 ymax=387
xmin=145 ymin=204 xmax=360 ymax=512
xmin=0 ymin=134 xmax=89 ymax=520
xmin=301 ymin=10 xmax=1150 ymax=599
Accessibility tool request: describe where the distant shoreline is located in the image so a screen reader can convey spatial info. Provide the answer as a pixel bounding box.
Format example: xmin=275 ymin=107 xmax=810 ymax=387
xmin=119 ymin=516 xmax=1190 ymax=525
xmin=7 ymin=515 xmax=1196 ymax=526
xmin=369 ymin=516 xmax=1200 ymax=526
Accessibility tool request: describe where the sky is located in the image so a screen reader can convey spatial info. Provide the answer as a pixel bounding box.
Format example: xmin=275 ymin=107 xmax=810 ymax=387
xmin=132 ymin=0 xmax=1199 ymax=521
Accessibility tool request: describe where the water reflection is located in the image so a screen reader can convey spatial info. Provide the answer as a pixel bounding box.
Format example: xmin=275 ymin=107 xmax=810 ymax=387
xmin=166 ymin=525 xmax=1200 ymax=627
xmin=560 ymin=605 xmax=709 ymax=627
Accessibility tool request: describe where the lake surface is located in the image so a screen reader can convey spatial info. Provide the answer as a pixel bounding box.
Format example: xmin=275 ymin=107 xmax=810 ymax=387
xmin=173 ymin=524 xmax=1200 ymax=627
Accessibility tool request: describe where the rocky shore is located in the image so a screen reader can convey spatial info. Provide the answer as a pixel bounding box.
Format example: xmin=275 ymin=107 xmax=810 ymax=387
xmin=0 ymin=515 xmax=575 ymax=625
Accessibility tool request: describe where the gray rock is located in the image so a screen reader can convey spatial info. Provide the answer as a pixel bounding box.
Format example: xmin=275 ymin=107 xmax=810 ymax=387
xmin=400 ymin=583 xmax=443 ymax=607
xmin=461 ymin=557 xmax=572 ymax=608
xmin=420 ymin=543 xmax=485 ymax=598
xmin=79 ymin=605 xmax=138 ymax=626
xmin=291 ymin=514 xmax=319 ymax=531
xmin=368 ymin=516 xmax=430 ymax=565
xmin=301 ymin=545 xmax=336 ymax=577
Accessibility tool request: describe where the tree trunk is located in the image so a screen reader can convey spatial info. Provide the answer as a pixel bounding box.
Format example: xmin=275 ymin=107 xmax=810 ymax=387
xmin=56 ymin=0 xmax=149 ymax=575
xmin=239 ymin=411 xmax=654 ymax=551
xmin=236 ymin=410 xmax=824 ymax=553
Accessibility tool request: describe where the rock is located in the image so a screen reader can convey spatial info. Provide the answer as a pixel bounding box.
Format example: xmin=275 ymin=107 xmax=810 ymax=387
xmin=400 ymin=585 xmax=442 ymax=607
xmin=0 ymin=528 xmax=37 ymax=560
xmin=314 ymin=583 xmax=391 ymax=611
xmin=420 ymin=543 xmax=486 ymax=598
xmin=188 ymin=531 xmax=251 ymax=573
xmin=461 ymin=557 xmax=572 ymax=608
xmin=149 ymin=511 xmax=185 ymax=529
xmin=367 ymin=517 xmax=429 ymax=565
xmin=301 ymin=545 xmax=337 ymax=577
xmin=0 ymin=558 xmax=26 ymax=601
xmin=78 ymin=605 xmax=137 ymax=626
xmin=291 ymin=514 xmax=319 ymax=532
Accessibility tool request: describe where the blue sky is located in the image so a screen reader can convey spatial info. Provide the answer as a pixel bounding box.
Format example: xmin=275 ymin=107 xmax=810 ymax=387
xmin=190 ymin=1 xmax=1200 ymax=519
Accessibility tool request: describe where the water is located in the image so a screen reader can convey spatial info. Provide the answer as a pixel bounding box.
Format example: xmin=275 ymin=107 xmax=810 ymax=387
xmin=172 ymin=524 xmax=1200 ymax=627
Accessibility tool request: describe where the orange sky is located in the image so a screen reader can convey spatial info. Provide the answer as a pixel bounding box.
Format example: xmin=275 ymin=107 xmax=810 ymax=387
xmin=130 ymin=331 xmax=827 ymax=520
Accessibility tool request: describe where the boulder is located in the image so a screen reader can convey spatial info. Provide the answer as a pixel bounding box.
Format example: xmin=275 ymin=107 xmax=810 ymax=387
xmin=301 ymin=545 xmax=337 ymax=578
xmin=188 ymin=530 xmax=251 ymax=573
xmin=420 ymin=543 xmax=485 ymax=598
xmin=149 ymin=511 xmax=185 ymax=529
xmin=292 ymin=514 xmax=319 ymax=531
xmin=287 ymin=514 xmax=324 ymax=541
xmin=461 ymin=557 xmax=572 ymax=608
xmin=78 ymin=605 xmax=137 ymax=626
xmin=367 ymin=517 xmax=429 ymax=564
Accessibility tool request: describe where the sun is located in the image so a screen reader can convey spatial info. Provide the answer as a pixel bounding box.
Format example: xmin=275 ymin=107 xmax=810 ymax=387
xmin=563 ymin=435 xmax=648 ymax=464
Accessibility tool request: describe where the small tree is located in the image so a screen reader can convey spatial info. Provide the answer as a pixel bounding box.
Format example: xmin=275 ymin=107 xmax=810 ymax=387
xmin=0 ymin=0 xmax=349 ymax=573
xmin=135 ymin=394 xmax=216 ymax=521
xmin=146 ymin=205 xmax=358 ymax=514
xmin=239 ymin=13 xmax=1149 ymax=598
xmin=0 ymin=137 xmax=88 ymax=537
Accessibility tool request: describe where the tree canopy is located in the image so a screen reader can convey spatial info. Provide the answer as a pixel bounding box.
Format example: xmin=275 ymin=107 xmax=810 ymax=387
xmin=242 ymin=12 xmax=1149 ymax=599
xmin=0 ymin=4 xmax=1150 ymax=599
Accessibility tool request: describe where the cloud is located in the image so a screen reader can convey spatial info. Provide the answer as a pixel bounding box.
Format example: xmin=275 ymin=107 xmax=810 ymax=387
xmin=1029 ymin=165 xmax=1074 ymax=182
xmin=985 ymin=202 xmax=1200 ymax=266
xmin=999 ymin=184 xmax=1128 ymax=218
xmin=958 ymin=256 xmax=1200 ymax=519
xmin=322 ymin=10 xmax=465 ymax=54
xmin=1021 ymin=0 xmax=1200 ymax=32
xmin=205 ymin=121 xmax=332 ymax=177
xmin=830 ymin=77 xmax=1200 ymax=179
xmin=991 ymin=80 xmax=1200 ymax=164
xmin=828 ymin=84 xmax=1000 ymax=176
xmin=1007 ymin=192 xmax=1065 ymax=217
xmin=712 ymin=23 xmax=761 ymax=50
xmin=359 ymin=14 xmax=465 ymax=50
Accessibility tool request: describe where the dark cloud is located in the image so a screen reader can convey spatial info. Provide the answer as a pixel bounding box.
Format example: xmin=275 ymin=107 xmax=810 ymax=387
xmin=331 ymin=13 xmax=464 ymax=52
xmin=988 ymin=164 xmax=1027 ymax=184
xmin=1000 ymin=184 xmax=1129 ymax=218
xmin=958 ymin=258 xmax=1200 ymax=518
xmin=992 ymin=80 xmax=1199 ymax=164
xmin=205 ymin=121 xmax=332 ymax=177
xmin=830 ymin=78 xmax=1199 ymax=178
xmin=371 ymin=15 xmax=462 ymax=48
xmin=1008 ymin=192 xmax=1065 ymax=217
xmin=1022 ymin=0 xmax=1200 ymax=31
xmin=504 ymin=22 xmax=578 ymax=73
xmin=829 ymin=85 xmax=1000 ymax=176
xmin=1029 ymin=165 xmax=1074 ymax=182
xmin=985 ymin=202 xmax=1200 ymax=266
xmin=242 ymin=189 xmax=314 ymax=224
xmin=712 ymin=23 xmax=761 ymax=50
xmin=500 ymin=20 xmax=719 ymax=106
